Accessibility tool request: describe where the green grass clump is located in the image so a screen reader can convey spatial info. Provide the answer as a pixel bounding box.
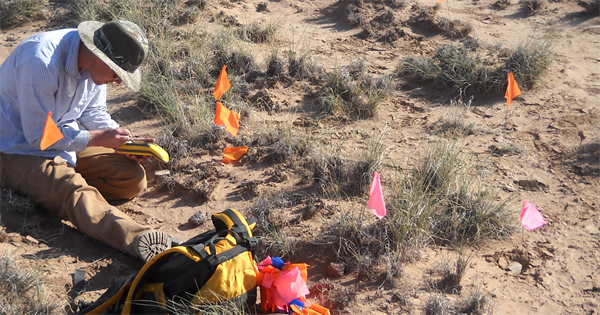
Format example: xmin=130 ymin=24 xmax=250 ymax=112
xmin=397 ymin=56 xmax=440 ymax=83
xmin=0 ymin=250 xmax=66 ymax=314
xmin=0 ymin=0 xmax=47 ymax=29
xmin=377 ymin=142 xmax=513 ymax=261
xmin=498 ymin=37 xmax=553 ymax=90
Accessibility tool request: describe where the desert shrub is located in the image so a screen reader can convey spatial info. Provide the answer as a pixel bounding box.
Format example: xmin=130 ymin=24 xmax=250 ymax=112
xmin=522 ymin=0 xmax=547 ymax=14
xmin=0 ymin=0 xmax=47 ymax=29
xmin=286 ymin=49 xmax=317 ymax=80
xmin=432 ymin=252 xmax=472 ymax=294
xmin=398 ymin=44 xmax=492 ymax=95
xmin=323 ymin=203 xmax=381 ymax=281
xmin=434 ymin=44 xmax=494 ymax=95
xmin=0 ymin=250 xmax=66 ymax=314
xmin=318 ymin=60 xmax=390 ymax=119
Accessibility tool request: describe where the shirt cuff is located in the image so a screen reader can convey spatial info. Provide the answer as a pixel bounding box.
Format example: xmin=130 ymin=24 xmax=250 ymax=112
xmin=72 ymin=129 xmax=90 ymax=152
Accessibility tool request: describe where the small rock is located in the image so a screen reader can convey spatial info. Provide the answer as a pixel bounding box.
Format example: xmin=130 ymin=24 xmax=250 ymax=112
xmin=188 ymin=211 xmax=206 ymax=226
xmin=506 ymin=261 xmax=522 ymax=275
xmin=498 ymin=256 xmax=509 ymax=270
xmin=155 ymin=170 xmax=170 ymax=176
xmin=7 ymin=232 xmax=22 ymax=243
xmin=24 ymin=235 xmax=39 ymax=245
xmin=326 ymin=262 xmax=345 ymax=278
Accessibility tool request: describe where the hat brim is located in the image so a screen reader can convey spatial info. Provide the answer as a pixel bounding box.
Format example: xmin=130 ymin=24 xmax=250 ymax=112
xmin=78 ymin=21 xmax=142 ymax=92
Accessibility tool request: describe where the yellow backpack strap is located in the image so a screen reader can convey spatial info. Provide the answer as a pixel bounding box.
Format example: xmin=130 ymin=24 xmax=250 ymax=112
xmin=212 ymin=209 xmax=258 ymax=248
xmin=122 ymin=247 xmax=199 ymax=314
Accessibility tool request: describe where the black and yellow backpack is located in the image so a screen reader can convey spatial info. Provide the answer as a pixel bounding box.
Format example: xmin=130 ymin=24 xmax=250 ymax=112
xmin=76 ymin=209 xmax=259 ymax=314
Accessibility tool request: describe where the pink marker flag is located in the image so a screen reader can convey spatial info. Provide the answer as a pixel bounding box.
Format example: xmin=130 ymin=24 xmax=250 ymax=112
xmin=367 ymin=172 xmax=386 ymax=219
xmin=272 ymin=267 xmax=310 ymax=310
xmin=520 ymin=201 xmax=547 ymax=231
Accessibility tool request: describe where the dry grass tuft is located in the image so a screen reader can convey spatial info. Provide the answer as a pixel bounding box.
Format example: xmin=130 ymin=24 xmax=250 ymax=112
xmin=0 ymin=249 xmax=66 ymax=314
xmin=318 ymin=60 xmax=390 ymax=119
xmin=398 ymin=37 xmax=553 ymax=97
xmin=429 ymin=97 xmax=476 ymax=139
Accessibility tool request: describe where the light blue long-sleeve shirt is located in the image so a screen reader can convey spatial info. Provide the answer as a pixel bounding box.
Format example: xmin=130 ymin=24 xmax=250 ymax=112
xmin=0 ymin=28 xmax=118 ymax=166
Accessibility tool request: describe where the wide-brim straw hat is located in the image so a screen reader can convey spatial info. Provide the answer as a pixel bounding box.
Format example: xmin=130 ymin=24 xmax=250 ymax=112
xmin=78 ymin=20 xmax=148 ymax=92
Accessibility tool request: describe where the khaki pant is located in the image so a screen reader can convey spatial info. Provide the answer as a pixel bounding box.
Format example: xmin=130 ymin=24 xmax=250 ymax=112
xmin=0 ymin=146 xmax=150 ymax=256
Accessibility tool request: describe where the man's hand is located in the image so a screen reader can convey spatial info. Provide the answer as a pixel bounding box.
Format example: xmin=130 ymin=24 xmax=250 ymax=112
xmin=88 ymin=129 xmax=131 ymax=148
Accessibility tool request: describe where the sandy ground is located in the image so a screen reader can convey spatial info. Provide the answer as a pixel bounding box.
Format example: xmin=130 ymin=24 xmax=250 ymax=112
xmin=1 ymin=0 xmax=599 ymax=314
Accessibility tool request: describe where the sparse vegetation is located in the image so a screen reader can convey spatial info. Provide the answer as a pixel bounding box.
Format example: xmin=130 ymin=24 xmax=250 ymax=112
xmin=311 ymin=128 xmax=386 ymax=196
xmin=249 ymin=191 xmax=302 ymax=259
xmin=0 ymin=249 xmax=66 ymax=314
xmin=2 ymin=1 xmax=593 ymax=314
xmin=429 ymin=97 xmax=476 ymax=139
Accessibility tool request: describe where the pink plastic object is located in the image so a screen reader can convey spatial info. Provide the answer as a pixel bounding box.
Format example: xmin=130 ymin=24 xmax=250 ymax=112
xmin=367 ymin=172 xmax=387 ymax=219
xmin=520 ymin=201 xmax=547 ymax=231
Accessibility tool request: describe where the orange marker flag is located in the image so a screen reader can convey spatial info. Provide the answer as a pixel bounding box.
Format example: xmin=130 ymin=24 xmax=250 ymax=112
xmin=213 ymin=65 xmax=232 ymax=101
xmin=505 ymin=72 xmax=522 ymax=109
xmin=438 ymin=0 xmax=445 ymax=3
xmin=215 ymin=102 xmax=241 ymax=136
xmin=40 ymin=111 xmax=64 ymax=150
xmin=222 ymin=147 xmax=248 ymax=163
